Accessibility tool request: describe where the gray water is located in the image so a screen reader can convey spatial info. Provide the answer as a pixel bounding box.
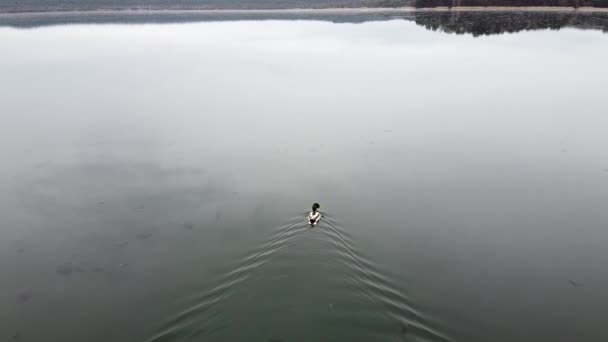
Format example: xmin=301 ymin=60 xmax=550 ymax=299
xmin=1 ymin=16 xmax=608 ymax=342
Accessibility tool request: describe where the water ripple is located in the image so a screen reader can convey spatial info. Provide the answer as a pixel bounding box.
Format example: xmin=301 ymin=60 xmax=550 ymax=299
xmin=146 ymin=212 xmax=451 ymax=342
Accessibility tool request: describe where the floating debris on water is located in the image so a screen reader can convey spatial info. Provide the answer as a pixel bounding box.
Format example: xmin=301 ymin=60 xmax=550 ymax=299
xmin=12 ymin=240 xmax=26 ymax=253
xmin=183 ymin=223 xmax=195 ymax=230
xmin=136 ymin=232 xmax=153 ymax=240
xmin=91 ymin=266 xmax=105 ymax=273
xmin=569 ymin=279 xmax=582 ymax=287
xmin=115 ymin=240 xmax=129 ymax=248
xmin=18 ymin=290 xmax=33 ymax=303
xmin=56 ymin=262 xmax=84 ymax=277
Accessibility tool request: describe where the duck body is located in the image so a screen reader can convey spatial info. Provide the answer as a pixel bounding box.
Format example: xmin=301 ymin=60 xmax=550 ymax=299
xmin=308 ymin=211 xmax=321 ymax=226
xmin=308 ymin=203 xmax=321 ymax=226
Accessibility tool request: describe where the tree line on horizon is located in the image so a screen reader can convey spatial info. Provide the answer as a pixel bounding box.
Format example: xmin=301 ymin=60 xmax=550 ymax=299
xmin=414 ymin=10 xmax=608 ymax=35
xmin=415 ymin=0 xmax=608 ymax=7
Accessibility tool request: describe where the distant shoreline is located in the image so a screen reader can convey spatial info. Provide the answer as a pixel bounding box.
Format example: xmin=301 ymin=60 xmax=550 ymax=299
xmin=1 ymin=6 xmax=608 ymax=17
xmin=416 ymin=6 xmax=608 ymax=13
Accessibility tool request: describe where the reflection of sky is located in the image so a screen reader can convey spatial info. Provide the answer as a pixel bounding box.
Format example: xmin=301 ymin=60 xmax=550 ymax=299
xmin=1 ymin=20 xmax=607 ymax=180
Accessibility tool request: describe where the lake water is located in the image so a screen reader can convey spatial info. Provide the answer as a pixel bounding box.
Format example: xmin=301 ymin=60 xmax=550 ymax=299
xmin=1 ymin=12 xmax=608 ymax=342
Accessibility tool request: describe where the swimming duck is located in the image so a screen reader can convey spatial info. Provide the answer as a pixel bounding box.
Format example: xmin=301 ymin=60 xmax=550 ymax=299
xmin=308 ymin=203 xmax=321 ymax=227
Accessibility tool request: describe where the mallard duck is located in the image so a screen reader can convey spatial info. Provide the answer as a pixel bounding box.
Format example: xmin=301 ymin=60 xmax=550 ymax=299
xmin=308 ymin=203 xmax=321 ymax=227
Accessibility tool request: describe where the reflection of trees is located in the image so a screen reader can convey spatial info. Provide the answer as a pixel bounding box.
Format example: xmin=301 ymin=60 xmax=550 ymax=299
xmin=414 ymin=11 xmax=608 ymax=36
xmin=416 ymin=0 xmax=608 ymax=7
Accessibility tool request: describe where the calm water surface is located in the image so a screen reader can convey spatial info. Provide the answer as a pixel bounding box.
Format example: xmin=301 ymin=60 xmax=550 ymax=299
xmin=1 ymin=16 xmax=608 ymax=342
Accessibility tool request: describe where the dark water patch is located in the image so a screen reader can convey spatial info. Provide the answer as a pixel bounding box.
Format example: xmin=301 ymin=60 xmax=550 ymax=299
xmin=12 ymin=161 xmax=227 ymax=223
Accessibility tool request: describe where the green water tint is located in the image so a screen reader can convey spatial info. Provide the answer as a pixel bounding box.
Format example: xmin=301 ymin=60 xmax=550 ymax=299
xmin=147 ymin=215 xmax=449 ymax=342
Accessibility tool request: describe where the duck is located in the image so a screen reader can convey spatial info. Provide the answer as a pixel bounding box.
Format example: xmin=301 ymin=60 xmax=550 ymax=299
xmin=308 ymin=203 xmax=321 ymax=227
